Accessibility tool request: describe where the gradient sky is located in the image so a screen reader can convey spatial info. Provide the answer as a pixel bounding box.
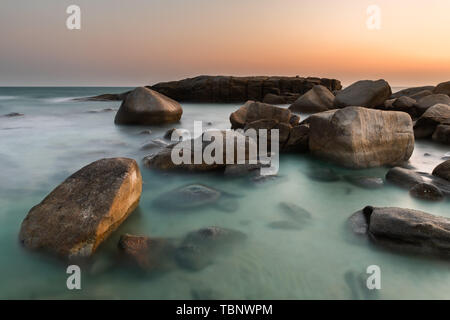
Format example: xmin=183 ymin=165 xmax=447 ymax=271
xmin=0 ymin=0 xmax=449 ymax=86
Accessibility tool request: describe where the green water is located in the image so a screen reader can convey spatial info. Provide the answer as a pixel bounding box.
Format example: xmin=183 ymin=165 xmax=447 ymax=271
xmin=0 ymin=87 xmax=449 ymax=299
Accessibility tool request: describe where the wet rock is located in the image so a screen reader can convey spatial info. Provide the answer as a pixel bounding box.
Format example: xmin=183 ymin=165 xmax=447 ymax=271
xmin=118 ymin=234 xmax=176 ymax=271
xmin=309 ymin=107 xmax=414 ymax=168
xmin=279 ymin=202 xmax=312 ymax=223
xmin=385 ymin=167 xmax=424 ymax=189
xmin=175 ymin=226 xmax=247 ymax=270
xmin=414 ymin=103 xmax=450 ymax=138
xmin=224 ymin=163 xmax=262 ymax=177
xmin=164 ymin=128 xmax=188 ymax=141
xmin=432 ymin=124 xmax=450 ymax=145
xmin=433 ymin=81 xmax=450 ymax=96
xmin=433 ymin=160 xmax=450 ymax=181
xmin=334 ymin=80 xmax=392 ymax=109
xmin=307 ymin=167 xmax=340 ymax=182
xmin=409 ymin=183 xmax=444 ymax=201
xmin=267 ymin=220 xmax=302 ymax=230
xmin=19 ymin=158 xmax=142 ymax=258
xmin=139 ymin=129 xmax=152 ymax=135
xmin=289 ymin=85 xmax=335 ymax=113
xmin=114 ymin=87 xmax=183 ymax=125
xmin=140 ymin=139 xmax=169 ymax=150
xmin=414 ymin=94 xmax=450 ymax=116
xmin=153 ymin=184 xmax=222 ymax=210
xmin=351 ymin=206 xmax=450 ymax=256
xmin=348 ymin=208 xmax=371 ymax=235
xmin=344 ymin=175 xmax=384 ymax=189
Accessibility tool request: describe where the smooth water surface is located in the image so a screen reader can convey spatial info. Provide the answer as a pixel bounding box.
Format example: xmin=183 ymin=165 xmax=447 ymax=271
xmin=0 ymin=87 xmax=449 ymax=299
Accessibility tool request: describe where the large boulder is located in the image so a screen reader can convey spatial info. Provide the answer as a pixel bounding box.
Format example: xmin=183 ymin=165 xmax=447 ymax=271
xmin=414 ymin=104 xmax=450 ymax=138
xmin=414 ymin=94 xmax=450 ymax=115
xmin=334 ymin=80 xmax=391 ymax=109
xmin=308 ymin=107 xmax=414 ymax=168
xmin=433 ymin=81 xmax=450 ymax=96
xmin=433 ymin=160 xmax=450 ymax=181
xmin=19 ymin=158 xmax=142 ymax=258
xmin=349 ymin=206 xmax=450 ymax=256
xmin=114 ymin=87 xmax=182 ymax=125
xmin=288 ymin=85 xmax=335 ymax=113
xmin=432 ymin=125 xmax=450 ymax=145
xmin=390 ymin=86 xmax=434 ymax=99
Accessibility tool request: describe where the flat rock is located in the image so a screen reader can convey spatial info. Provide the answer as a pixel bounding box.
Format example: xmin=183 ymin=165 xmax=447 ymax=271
xmin=19 ymin=158 xmax=142 ymax=258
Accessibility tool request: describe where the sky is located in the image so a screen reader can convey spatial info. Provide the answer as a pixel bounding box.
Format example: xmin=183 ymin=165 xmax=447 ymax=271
xmin=0 ymin=0 xmax=449 ymax=87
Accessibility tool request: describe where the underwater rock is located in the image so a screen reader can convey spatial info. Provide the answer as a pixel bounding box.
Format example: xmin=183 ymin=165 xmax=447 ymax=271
xmin=279 ymin=202 xmax=312 ymax=224
xmin=175 ymin=226 xmax=247 ymax=271
xmin=153 ymin=184 xmax=222 ymax=210
xmin=2 ymin=112 xmax=24 ymax=117
xmin=19 ymin=158 xmax=142 ymax=258
xmin=307 ymin=167 xmax=340 ymax=182
xmin=344 ymin=175 xmax=384 ymax=189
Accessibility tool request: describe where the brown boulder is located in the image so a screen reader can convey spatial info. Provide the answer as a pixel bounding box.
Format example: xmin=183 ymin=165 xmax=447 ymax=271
xmin=390 ymin=86 xmax=435 ymax=99
xmin=414 ymin=94 xmax=450 ymax=115
xmin=114 ymin=87 xmax=182 ymax=125
xmin=433 ymin=160 xmax=450 ymax=181
xmin=309 ymin=107 xmax=414 ymax=168
xmin=433 ymin=81 xmax=450 ymax=96
xmin=414 ymin=104 xmax=450 ymax=138
xmin=289 ymin=85 xmax=335 ymax=113
xmin=432 ymin=125 xmax=450 ymax=145
xmin=19 ymin=158 xmax=142 ymax=258
xmin=334 ymin=80 xmax=392 ymax=109
xmin=283 ymin=125 xmax=310 ymax=152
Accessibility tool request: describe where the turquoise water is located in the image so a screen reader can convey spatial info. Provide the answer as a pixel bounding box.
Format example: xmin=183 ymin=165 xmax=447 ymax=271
xmin=0 ymin=87 xmax=449 ymax=299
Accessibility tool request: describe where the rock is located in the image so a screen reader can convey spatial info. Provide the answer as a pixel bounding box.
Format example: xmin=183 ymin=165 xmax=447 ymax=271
xmin=414 ymin=104 xmax=450 ymax=138
xmin=224 ymin=163 xmax=262 ymax=177
xmin=279 ymin=202 xmax=312 ymax=223
xmin=283 ymin=125 xmax=309 ymax=152
xmin=143 ymin=130 xmax=258 ymax=172
xmin=164 ymin=128 xmax=188 ymax=141
xmin=391 ymin=96 xmax=417 ymax=116
xmin=334 ymin=80 xmax=391 ymax=109
xmin=307 ymin=167 xmax=340 ymax=182
xmin=433 ymin=160 xmax=450 ymax=181
xmin=289 ymin=85 xmax=335 ymax=113
xmin=140 ymin=139 xmax=169 ymax=151
xmin=409 ymin=183 xmax=444 ymax=201
xmin=114 ymin=87 xmax=182 ymax=125
xmin=309 ymin=107 xmax=414 ymax=168
xmin=175 ymin=226 xmax=247 ymax=270
xmin=348 ymin=208 xmax=371 ymax=235
xmin=390 ymin=86 xmax=435 ymax=99
xmin=385 ymin=167 xmax=424 ymax=189
xmin=267 ymin=221 xmax=302 ymax=230
xmin=153 ymin=184 xmax=222 ymax=210
xmin=344 ymin=175 xmax=384 ymax=189
xmin=414 ymin=94 xmax=450 ymax=115
xmin=263 ymin=93 xmax=287 ymax=104
xmin=352 ymin=206 xmax=450 ymax=256
xmin=19 ymin=158 xmax=142 ymax=258
xmin=149 ymin=76 xmax=342 ymax=103
xmin=289 ymin=114 xmax=300 ymax=126
xmin=409 ymin=90 xmax=433 ymax=101
xmin=432 ymin=125 xmax=450 ymax=145
xmin=245 ymin=101 xmax=291 ymax=124
xmin=433 ymin=81 xmax=450 ymax=96
xmin=118 ymin=234 xmax=176 ymax=271
xmin=2 ymin=112 xmax=24 ymax=117
xmin=75 ymin=92 xmax=130 ymax=102
xmin=139 ymin=130 xmax=152 ymax=135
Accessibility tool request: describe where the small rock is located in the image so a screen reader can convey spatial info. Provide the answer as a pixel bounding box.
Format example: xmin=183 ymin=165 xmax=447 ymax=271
xmin=409 ymin=183 xmax=444 ymax=201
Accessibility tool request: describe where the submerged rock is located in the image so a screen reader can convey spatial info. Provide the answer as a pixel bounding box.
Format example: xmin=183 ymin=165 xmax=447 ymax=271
xmin=19 ymin=158 xmax=142 ymax=258
xmin=334 ymin=80 xmax=391 ymax=109
xmin=118 ymin=234 xmax=176 ymax=271
xmin=350 ymin=206 xmax=450 ymax=256
xmin=308 ymin=107 xmax=414 ymax=168
xmin=114 ymin=87 xmax=182 ymax=125
xmin=2 ymin=112 xmax=24 ymax=117
xmin=154 ymin=184 xmax=222 ymax=210
xmin=175 ymin=226 xmax=247 ymax=270
xmin=307 ymin=167 xmax=340 ymax=182
xmin=279 ymin=202 xmax=312 ymax=223
xmin=409 ymin=183 xmax=444 ymax=201
xmin=344 ymin=175 xmax=384 ymax=189
xmin=140 ymin=139 xmax=169 ymax=151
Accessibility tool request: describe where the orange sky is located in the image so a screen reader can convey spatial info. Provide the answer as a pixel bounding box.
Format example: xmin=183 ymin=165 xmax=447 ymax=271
xmin=0 ymin=0 xmax=449 ymax=86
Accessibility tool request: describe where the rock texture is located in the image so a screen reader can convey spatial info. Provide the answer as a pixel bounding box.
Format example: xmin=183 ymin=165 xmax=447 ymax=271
xmin=414 ymin=94 xmax=450 ymax=116
xmin=289 ymin=85 xmax=335 ymax=113
xmin=433 ymin=160 xmax=450 ymax=181
xmin=19 ymin=158 xmax=142 ymax=258
xmin=414 ymin=104 xmax=450 ymax=139
xmin=390 ymin=86 xmax=435 ymax=99
xmin=308 ymin=107 xmax=414 ymax=168
xmin=433 ymin=81 xmax=450 ymax=96
xmin=114 ymin=87 xmax=182 ymax=125
xmin=334 ymin=80 xmax=392 ymax=109
xmin=149 ymin=76 xmax=341 ymax=103
xmin=350 ymin=206 xmax=450 ymax=256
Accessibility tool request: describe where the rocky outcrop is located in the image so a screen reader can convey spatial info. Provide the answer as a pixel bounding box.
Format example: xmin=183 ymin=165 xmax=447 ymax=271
xmin=433 ymin=160 xmax=450 ymax=181
xmin=349 ymin=206 xmax=450 ymax=256
xmin=149 ymin=76 xmax=341 ymax=103
xmin=334 ymin=80 xmax=391 ymax=109
xmin=289 ymin=85 xmax=335 ymax=113
xmin=432 ymin=125 xmax=450 ymax=145
xmin=308 ymin=107 xmax=414 ymax=168
xmin=433 ymin=81 xmax=450 ymax=96
xmin=114 ymin=87 xmax=182 ymax=125
xmin=414 ymin=94 xmax=450 ymax=116
xmin=390 ymin=86 xmax=435 ymax=99
xmin=414 ymin=104 xmax=450 ymax=139
xmin=19 ymin=158 xmax=142 ymax=258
